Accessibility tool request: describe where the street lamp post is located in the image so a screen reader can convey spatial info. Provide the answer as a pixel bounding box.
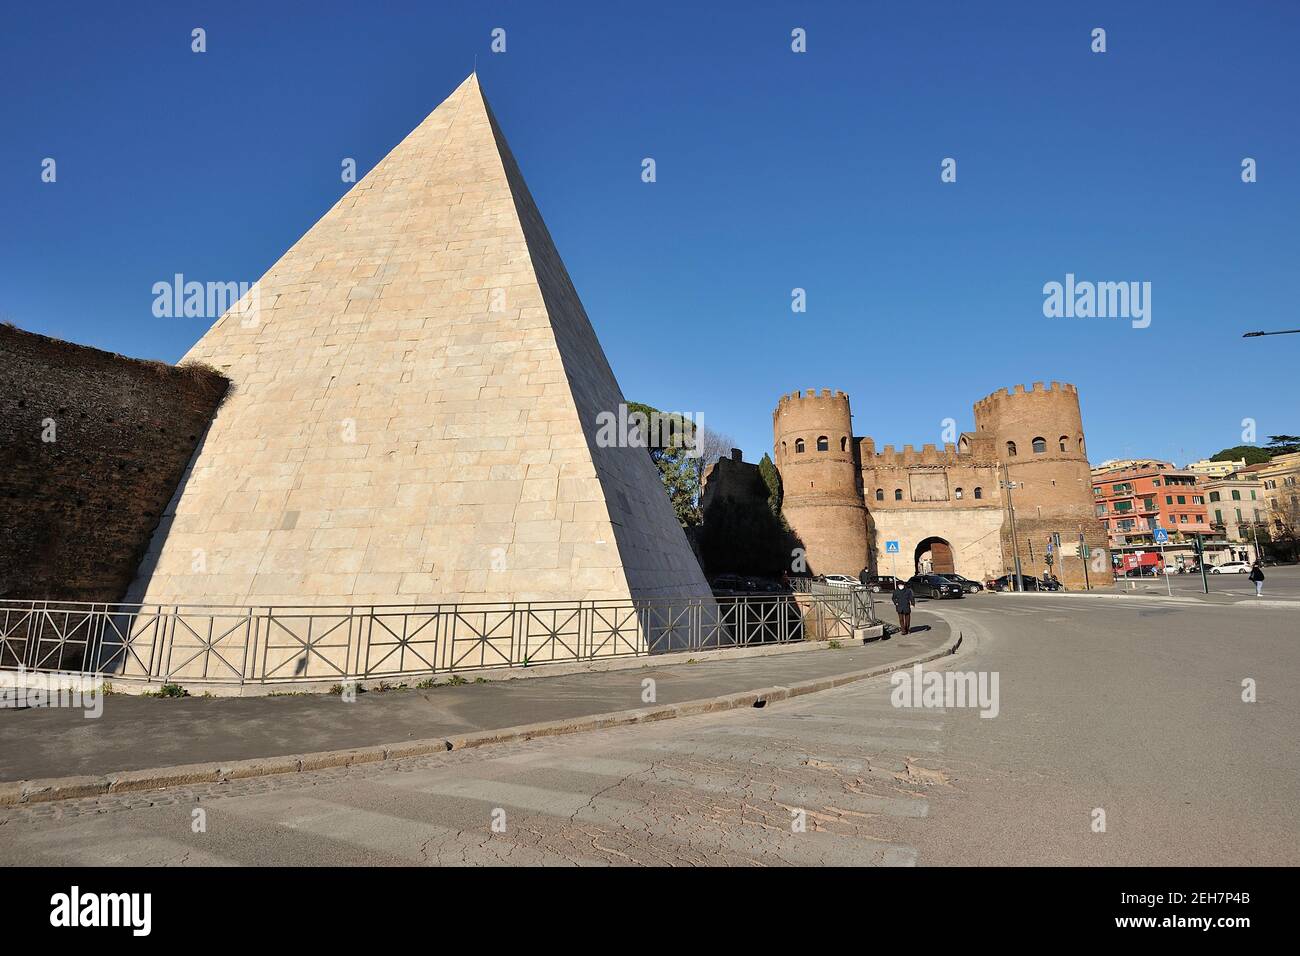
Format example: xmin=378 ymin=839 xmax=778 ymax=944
xmin=1003 ymin=462 xmax=1024 ymax=591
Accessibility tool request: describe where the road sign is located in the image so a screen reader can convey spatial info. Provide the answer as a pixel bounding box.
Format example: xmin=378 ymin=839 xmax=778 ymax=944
xmin=1153 ymin=527 xmax=1169 ymax=544
xmin=885 ymin=540 xmax=900 ymax=554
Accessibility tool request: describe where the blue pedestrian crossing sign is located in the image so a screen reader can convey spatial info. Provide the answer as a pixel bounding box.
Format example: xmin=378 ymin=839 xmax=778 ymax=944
xmin=1153 ymin=527 xmax=1169 ymax=544
xmin=885 ymin=540 xmax=900 ymax=554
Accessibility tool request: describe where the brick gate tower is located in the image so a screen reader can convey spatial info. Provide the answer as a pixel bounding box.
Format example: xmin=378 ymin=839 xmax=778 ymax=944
xmin=973 ymin=382 xmax=1113 ymax=588
xmin=772 ymin=390 xmax=869 ymax=576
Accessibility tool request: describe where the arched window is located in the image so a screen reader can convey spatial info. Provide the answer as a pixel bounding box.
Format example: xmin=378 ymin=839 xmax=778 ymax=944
xmin=1006 ymin=441 xmax=1017 ymax=457
xmin=875 ymin=488 xmax=884 ymax=502
xmin=1059 ymin=435 xmax=1069 ymax=452
xmin=1032 ymin=437 xmax=1047 ymax=454
xmin=894 ymin=488 xmax=903 ymax=501
xmin=816 ymin=435 xmax=829 ymax=452
xmin=840 ymin=436 xmax=848 ymax=452
xmin=973 ymin=487 xmax=983 ymax=499
xmin=781 ymin=441 xmax=787 ymax=455
xmin=794 ymin=439 xmax=805 ymax=454
xmin=955 ymin=487 xmax=963 ymax=499
xmin=1078 ymin=435 xmax=1085 ymax=455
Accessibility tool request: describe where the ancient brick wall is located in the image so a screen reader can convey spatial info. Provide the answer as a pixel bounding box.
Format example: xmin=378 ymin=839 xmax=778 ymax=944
xmin=0 ymin=325 xmax=228 ymax=603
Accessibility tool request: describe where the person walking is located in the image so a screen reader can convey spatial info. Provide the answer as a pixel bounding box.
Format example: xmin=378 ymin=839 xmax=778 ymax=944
xmin=1249 ymin=561 xmax=1265 ymax=597
xmin=891 ymin=581 xmax=916 ymax=636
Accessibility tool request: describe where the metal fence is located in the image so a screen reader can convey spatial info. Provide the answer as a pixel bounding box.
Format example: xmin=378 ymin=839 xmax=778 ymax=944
xmin=0 ymin=589 xmax=877 ymax=688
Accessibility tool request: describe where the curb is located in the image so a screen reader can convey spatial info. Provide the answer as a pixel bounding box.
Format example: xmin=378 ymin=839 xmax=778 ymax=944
xmin=999 ymin=591 xmax=1299 ymax=608
xmin=0 ymin=631 xmax=961 ymax=807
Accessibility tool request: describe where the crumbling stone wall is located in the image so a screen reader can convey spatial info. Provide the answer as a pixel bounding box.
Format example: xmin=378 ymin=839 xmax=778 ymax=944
xmin=0 ymin=325 xmax=228 ymax=603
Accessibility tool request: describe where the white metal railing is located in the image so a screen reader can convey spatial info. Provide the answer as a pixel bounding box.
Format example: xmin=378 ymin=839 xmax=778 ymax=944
xmin=0 ymin=591 xmax=878 ymax=687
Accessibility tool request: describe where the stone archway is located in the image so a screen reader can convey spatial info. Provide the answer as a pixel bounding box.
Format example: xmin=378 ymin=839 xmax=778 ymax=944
xmin=915 ymin=536 xmax=955 ymax=575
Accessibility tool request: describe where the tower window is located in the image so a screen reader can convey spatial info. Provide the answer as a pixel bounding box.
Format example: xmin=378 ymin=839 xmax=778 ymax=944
xmin=875 ymin=488 xmax=883 ymax=502
xmin=1059 ymin=435 xmax=1069 ymax=452
xmin=816 ymin=435 xmax=829 ymax=452
xmin=974 ymin=487 xmax=983 ymax=499
xmin=1032 ymin=437 xmax=1047 ymax=454
xmin=894 ymin=488 xmax=903 ymax=501
xmin=795 ymin=439 xmax=805 ymax=454
xmin=840 ymin=436 xmax=848 ymax=452
xmin=1006 ymin=441 xmax=1017 ymax=457
xmin=955 ymin=487 xmax=963 ymax=499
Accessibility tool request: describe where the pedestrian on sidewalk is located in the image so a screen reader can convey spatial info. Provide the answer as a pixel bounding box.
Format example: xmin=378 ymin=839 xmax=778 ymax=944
xmin=891 ymin=581 xmax=915 ymax=636
xmin=1249 ymin=561 xmax=1265 ymax=597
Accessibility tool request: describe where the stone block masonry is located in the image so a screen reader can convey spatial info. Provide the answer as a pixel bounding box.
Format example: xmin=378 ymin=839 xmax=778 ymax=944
xmin=128 ymin=74 xmax=710 ymax=608
xmin=0 ymin=325 xmax=228 ymax=603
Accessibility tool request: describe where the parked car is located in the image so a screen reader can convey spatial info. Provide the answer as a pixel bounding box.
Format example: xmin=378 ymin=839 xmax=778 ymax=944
xmin=907 ymin=574 xmax=965 ymax=599
xmin=863 ymin=575 xmax=901 ymax=593
xmin=1210 ymin=561 xmax=1251 ymax=574
xmin=820 ymin=573 xmax=859 ymax=588
xmin=988 ymin=574 xmax=1041 ymax=592
xmin=939 ymin=573 xmax=984 ymax=593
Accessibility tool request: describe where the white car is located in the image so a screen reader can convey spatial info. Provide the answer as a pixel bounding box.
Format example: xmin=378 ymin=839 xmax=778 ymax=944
xmin=1210 ymin=561 xmax=1251 ymax=574
xmin=821 ymin=574 xmax=859 ymax=588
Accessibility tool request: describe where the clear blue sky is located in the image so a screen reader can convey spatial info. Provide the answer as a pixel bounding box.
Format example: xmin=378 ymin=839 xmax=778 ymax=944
xmin=3 ymin=1 xmax=1296 ymax=466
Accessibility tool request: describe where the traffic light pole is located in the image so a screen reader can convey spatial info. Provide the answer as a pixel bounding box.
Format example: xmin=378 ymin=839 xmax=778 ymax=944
xmin=1197 ymin=533 xmax=1209 ymax=594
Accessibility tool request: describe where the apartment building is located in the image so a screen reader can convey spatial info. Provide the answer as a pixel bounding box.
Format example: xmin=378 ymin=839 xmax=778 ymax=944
xmin=1091 ymin=460 xmax=1211 ymax=548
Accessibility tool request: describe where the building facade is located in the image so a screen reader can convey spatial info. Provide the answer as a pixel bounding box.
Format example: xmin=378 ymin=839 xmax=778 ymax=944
xmin=1090 ymin=461 xmax=1211 ymax=550
xmin=1256 ymin=451 xmax=1300 ymax=547
xmin=1186 ymin=458 xmax=1247 ymax=479
xmin=772 ymin=382 xmax=1112 ymax=589
xmin=1201 ymin=472 xmax=1266 ymax=561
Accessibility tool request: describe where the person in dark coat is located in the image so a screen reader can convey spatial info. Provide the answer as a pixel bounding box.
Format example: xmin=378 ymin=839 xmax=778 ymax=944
xmin=1249 ymin=561 xmax=1265 ymax=597
xmin=891 ymin=581 xmax=916 ymax=636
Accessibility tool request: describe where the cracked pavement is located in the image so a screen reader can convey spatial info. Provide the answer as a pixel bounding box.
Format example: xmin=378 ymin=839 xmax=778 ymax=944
xmin=1 ymin=596 xmax=1296 ymax=866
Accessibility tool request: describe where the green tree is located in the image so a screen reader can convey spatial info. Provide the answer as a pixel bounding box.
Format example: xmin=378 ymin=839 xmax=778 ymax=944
xmin=1265 ymin=435 xmax=1300 ymax=456
xmin=626 ymin=401 xmax=701 ymax=527
xmin=1210 ymin=445 xmax=1272 ymax=465
xmin=757 ymin=453 xmax=782 ymax=515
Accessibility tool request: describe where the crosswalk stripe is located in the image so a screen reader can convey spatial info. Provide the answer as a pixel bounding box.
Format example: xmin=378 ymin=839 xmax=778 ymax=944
xmin=699 ymin=725 xmax=945 ymax=752
xmin=373 ymin=766 xmax=920 ymax=866
xmin=752 ymin=714 xmax=947 ymax=732
xmin=496 ymin=752 xmax=930 ymax=819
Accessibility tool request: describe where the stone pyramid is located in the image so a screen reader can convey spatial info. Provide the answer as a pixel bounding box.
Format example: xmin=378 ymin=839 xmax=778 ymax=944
xmin=130 ymin=74 xmax=710 ymax=608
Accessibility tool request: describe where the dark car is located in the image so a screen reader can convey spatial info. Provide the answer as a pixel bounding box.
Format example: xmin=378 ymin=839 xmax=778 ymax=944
xmin=939 ymin=573 xmax=984 ymax=594
xmin=710 ymin=574 xmax=751 ymax=595
xmin=907 ymin=574 xmax=965 ymax=599
xmin=988 ymin=574 xmax=1040 ymax=592
xmin=863 ymin=575 xmax=901 ymax=593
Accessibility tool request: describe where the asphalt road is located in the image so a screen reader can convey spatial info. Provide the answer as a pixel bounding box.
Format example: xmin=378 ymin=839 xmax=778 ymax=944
xmin=1107 ymin=562 xmax=1300 ymax=598
xmin=2 ymin=594 xmax=1295 ymax=866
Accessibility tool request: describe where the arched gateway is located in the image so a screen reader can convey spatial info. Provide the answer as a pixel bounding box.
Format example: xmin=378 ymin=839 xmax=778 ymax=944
xmin=915 ymin=536 xmax=955 ymax=575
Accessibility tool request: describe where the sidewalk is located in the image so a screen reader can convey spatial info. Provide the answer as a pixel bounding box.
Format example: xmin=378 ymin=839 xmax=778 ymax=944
xmin=0 ymin=615 xmax=956 ymax=789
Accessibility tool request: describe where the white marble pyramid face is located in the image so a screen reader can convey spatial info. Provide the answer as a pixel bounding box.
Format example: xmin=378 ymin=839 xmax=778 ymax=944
xmin=130 ymin=75 xmax=708 ymax=608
